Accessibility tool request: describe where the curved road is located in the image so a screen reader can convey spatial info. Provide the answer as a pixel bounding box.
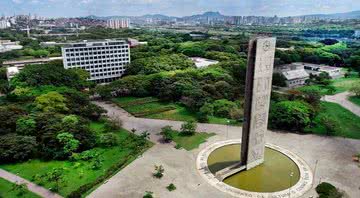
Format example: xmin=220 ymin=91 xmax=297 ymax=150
xmin=322 ymin=92 xmax=360 ymax=117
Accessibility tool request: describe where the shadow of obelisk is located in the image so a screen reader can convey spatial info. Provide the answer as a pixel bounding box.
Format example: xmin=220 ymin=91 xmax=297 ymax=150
xmin=240 ymin=37 xmax=276 ymax=170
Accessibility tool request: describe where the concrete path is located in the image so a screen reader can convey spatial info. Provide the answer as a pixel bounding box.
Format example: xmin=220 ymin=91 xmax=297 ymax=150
xmin=0 ymin=169 xmax=62 ymax=198
xmin=89 ymin=101 xmax=360 ymax=198
xmin=323 ymin=92 xmax=360 ymax=117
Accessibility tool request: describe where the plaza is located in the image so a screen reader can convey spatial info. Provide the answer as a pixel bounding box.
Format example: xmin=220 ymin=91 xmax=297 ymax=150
xmin=89 ymin=101 xmax=360 ymax=198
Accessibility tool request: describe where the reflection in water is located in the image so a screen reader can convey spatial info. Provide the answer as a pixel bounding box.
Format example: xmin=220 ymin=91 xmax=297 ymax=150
xmin=207 ymin=144 xmax=300 ymax=192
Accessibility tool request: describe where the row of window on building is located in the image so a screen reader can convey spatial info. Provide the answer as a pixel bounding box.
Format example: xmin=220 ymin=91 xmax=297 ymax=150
xmin=64 ymin=45 xmax=128 ymax=52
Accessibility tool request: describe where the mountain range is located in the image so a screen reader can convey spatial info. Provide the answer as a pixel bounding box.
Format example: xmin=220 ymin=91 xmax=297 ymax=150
xmin=86 ymin=10 xmax=360 ymax=20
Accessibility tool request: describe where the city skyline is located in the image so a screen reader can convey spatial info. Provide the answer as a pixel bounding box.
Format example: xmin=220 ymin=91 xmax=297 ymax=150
xmin=1 ymin=0 xmax=360 ymax=18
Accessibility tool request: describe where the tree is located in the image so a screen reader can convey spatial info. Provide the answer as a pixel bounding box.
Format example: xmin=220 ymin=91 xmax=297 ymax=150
xmin=0 ymin=134 xmax=37 ymax=163
xmin=46 ymin=168 xmax=65 ymax=192
xmin=272 ymin=73 xmax=287 ymax=87
xmin=0 ymin=106 xmax=25 ymax=135
xmin=56 ymin=132 xmax=80 ymax=155
xmin=16 ymin=116 xmax=36 ymax=135
xmin=212 ymin=99 xmax=237 ymax=118
xmin=350 ymin=83 xmax=360 ymax=97
xmin=320 ymin=116 xmax=339 ymax=136
xmin=180 ymin=120 xmax=197 ymax=136
xmin=300 ymin=87 xmax=322 ymax=108
xmin=269 ymin=100 xmax=313 ymax=132
xmin=200 ymin=103 xmax=214 ymax=116
xmin=319 ymin=39 xmax=339 ymax=45
xmin=35 ymin=91 xmax=68 ymax=112
xmin=11 ymin=62 xmax=88 ymax=90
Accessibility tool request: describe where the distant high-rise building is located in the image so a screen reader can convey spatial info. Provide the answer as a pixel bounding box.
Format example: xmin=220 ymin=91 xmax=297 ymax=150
xmin=106 ymin=18 xmax=130 ymax=29
xmin=355 ymin=30 xmax=360 ymax=38
xmin=0 ymin=20 xmax=9 ymax=29
xmin=61 ymin=39 xmax=130 ymax=83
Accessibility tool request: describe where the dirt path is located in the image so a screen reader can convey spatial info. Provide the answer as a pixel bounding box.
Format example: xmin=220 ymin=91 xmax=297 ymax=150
xmin=0 ymin=169 xmax=62 ymax=198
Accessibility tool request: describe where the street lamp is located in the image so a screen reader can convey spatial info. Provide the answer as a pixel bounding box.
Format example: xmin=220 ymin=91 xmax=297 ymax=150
xmin=226 ymin=120 xmax=230 ymax=139
xmin=289 ymin=171 xmax=294 ymax=198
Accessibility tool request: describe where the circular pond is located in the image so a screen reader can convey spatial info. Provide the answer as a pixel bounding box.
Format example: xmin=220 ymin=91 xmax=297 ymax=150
xmin=207 ymin=144 xmax=300 ymax=193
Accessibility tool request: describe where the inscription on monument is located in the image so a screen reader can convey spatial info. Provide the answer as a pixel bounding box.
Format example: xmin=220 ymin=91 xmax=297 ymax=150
xmin=241 ymin=37 xmax=276 ymax=170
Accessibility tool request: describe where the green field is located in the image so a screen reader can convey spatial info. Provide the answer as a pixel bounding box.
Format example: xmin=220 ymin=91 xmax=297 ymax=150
xmin=0 ymin=178 xmax=40 ymax=198
xmin=349 ymin=96 xmax=360 ymax=107
xmin=170 ymin=131 xmax=215 ymax=150
xmin=298 ymin=77 xmax=360 ymax=96
xmin=306 ymin=102 xmax=360 ymax=139
xmin=332 ymin=77 xmax=360 ymax=93
xmin=112 ymin=97 xmax=241 ymax=125
xmin=0 ymin=122 xmax=153 ymax=197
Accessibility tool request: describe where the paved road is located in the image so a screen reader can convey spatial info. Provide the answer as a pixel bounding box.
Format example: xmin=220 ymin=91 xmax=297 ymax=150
xmin=323 ymin=92 xmax=360 ymax=117
xmin=0 ymin=169 xmax=62 ymax=198
xmin=90 ymin=101 xmax=360 ymax=198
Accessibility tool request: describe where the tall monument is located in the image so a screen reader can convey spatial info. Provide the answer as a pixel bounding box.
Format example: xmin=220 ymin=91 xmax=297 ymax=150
xmin=240 ymin=37 xmax=276 ymax=170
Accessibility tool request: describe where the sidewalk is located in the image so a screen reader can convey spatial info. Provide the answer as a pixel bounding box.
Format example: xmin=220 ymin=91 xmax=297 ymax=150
xmin=0 ymin=169 xmax=62 ymax=198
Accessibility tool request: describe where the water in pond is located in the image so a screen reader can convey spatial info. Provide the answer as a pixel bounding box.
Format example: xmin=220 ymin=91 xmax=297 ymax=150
xmin=207 ymin=144 xmax=300 ymax=193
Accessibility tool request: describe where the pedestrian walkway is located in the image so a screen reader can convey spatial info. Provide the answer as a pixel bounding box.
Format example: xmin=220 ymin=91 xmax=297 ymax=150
xmin=323 ymin=91 xmax=360 ymax=117
xmin=0 ymin=169 xmax=62 ymax=198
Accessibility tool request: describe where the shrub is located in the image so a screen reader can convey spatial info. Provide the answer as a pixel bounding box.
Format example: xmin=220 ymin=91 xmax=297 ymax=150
xmin=320 ymin=116 xmax=339 ymax=136
xmin=153 ymin=165 xmax=164 ymax=178
xmin=143 ymin=191 xmax=154 ymax=198
xmin=350 ymin=83 xmax=360 ymax=97
xmin=180 ymin=120 xmax=197 ymax=136
xmin=99 ymin=133 xmax=119 ymax=147
xmin=316 ymin=182 xmax=343 ymax=198
xmin=196 ymin=112 xmax=209 ymax=123
xmin=91 ymin=157 xmax=103 ymax=170
xmin=160 ymin=126 xmax=174 ymax=143
xmin=166 ymin=183 xmax=176 ymax=191
xmin=11 ymin=183 xmax=28 ymax=196
xmin=71 ymin=150 xmax=99 ymax=161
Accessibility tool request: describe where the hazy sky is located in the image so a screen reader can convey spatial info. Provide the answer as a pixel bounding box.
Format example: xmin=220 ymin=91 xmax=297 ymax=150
xmin=1 ymin=0 xmax=360 ymax=17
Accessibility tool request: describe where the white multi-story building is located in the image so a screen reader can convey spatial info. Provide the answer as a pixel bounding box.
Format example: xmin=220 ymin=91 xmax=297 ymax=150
xmin=355 ymin=30 xmax=360 ymax=38
xmin=106 ymin=18 xmax=130 ymax=29
xmin=0 ymin=20 xmax=9 ymax=29
xmin=61 ymin=39 xmax=130 ymax=83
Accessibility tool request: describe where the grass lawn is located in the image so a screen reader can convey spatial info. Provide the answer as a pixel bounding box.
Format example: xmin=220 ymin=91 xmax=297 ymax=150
xmin=297 ymin=77 xmax=360 ymax=96
xmin=0 ymin=122 xmax=153 ymax=197
xmin=305 ymin=102 xmax=360 ymax=139
xmin=113 ymin=96 xmax=242 ymax=126
xmin=0 ymin=178 xmax=40 ymax=198
xmin=349 ymin=96 xmax=360 ymax=107
xmin=332 ymin=77 xmax=360 ymax=93
xmin=170 ymin=131 xmax=215 ymax=151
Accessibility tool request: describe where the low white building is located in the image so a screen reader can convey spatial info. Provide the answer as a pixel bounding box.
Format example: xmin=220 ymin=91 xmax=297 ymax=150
xmin=6 ymin=67 xmax=19 ymax=80
xmin=190 ymin=57 xmax=219 ymax=68
xmin=274 ymin=64 xmax=309 ymax=88
xmin=292 ymin=62 xmax=344 ymax=79
xmin=0 ymin=40 xmax=23 ymax=53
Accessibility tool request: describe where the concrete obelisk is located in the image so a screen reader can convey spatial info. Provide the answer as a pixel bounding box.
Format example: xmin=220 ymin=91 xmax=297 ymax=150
xmin=240 ymin=37 xmax=276 ymax=170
